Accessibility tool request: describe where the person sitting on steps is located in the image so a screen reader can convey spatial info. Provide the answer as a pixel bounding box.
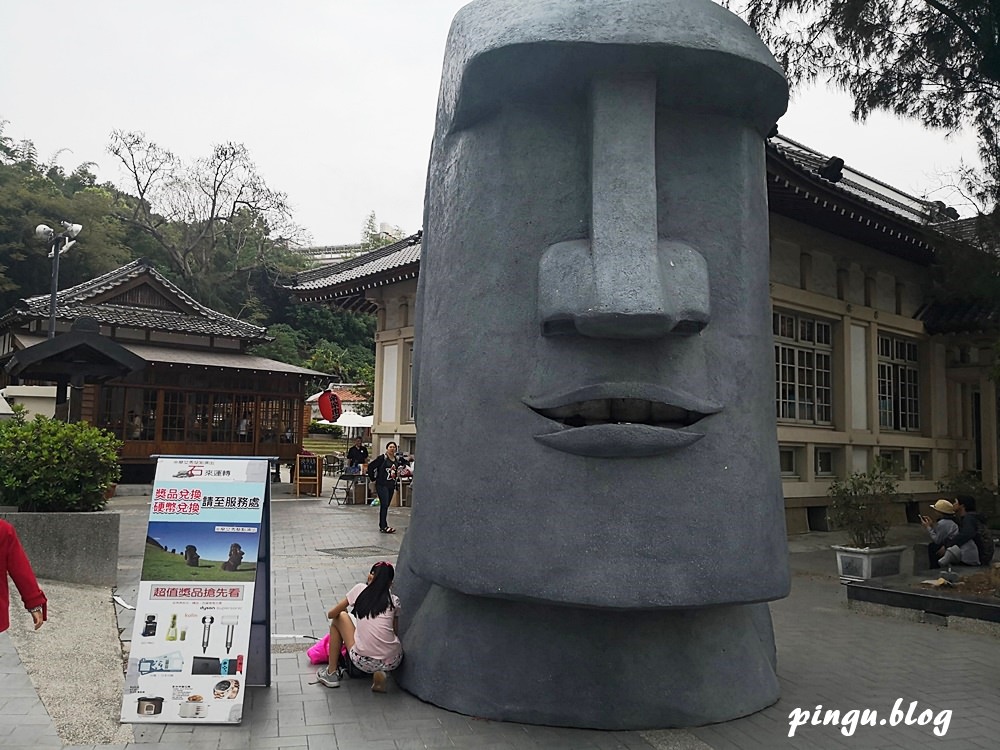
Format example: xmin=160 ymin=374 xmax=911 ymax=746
xmin=920 ymin=499 xmax=964 ymax=569
xmin=946 ymin=495 xmax=994 ymax=567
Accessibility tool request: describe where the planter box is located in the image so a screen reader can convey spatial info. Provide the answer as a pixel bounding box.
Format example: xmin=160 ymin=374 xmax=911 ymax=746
xmin=832 ymin=544 xmax=907 ymax=582
xmin=847 ymin=580 xmax=1000 ymax=624
xmin=0 ymin=511 xmax=119 ymax=586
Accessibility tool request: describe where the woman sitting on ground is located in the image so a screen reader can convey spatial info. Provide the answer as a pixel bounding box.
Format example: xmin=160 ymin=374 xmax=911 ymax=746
xmin=935 ymin=497 xmax=982 ymax=567
xmin=317 ymin=561 xmax=402 ymax=693
xmin=920 ymin=499 xmax=967 ymax=569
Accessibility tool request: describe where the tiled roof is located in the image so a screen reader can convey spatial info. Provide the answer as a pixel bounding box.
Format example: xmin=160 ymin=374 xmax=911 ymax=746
xmin=286 ymin=233 xmax=422 ymax=300
xmin=14 ymin=334 xmax=327 ymax=376
xmin=767 ymin=136 xmax=943 ymax=227
xmin=934 ymin=215 xmax=1000 ymax=249
xmin=290 ymin=142 xmax=960 ymax=307
xmin=1 ymin=259 xmax=267 ymax=341
xmin=286 ymin=141 xmax=996 ymax=332
xmin=307 ymin=386 xmax=366 ymax=403
xmin=763 ymin=135 xmax=962 ymax=265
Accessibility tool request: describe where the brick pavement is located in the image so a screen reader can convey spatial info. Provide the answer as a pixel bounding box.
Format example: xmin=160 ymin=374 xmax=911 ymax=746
xmin=3 ymin=488 xmax=1000 ymax=749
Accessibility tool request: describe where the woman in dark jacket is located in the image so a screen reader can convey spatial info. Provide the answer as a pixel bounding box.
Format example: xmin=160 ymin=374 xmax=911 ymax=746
xmin=367 ymin=442 xmax=409 ymax=533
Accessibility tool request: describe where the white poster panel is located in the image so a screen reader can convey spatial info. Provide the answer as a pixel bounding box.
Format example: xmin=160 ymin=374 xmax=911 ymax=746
xmin=121 ymin=457 xmax=267 ymax=724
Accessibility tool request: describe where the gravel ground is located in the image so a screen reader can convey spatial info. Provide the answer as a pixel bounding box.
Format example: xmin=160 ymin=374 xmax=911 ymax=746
xmin=7 ymin=578 xmax=134 ymax=746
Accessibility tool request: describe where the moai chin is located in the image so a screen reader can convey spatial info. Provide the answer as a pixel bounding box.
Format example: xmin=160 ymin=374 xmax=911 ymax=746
xmin=396 ymin=0 xmax=791 ymax=729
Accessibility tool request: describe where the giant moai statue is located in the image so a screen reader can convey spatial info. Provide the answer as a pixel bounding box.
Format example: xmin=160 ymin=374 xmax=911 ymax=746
xmin=396 ymin=0 xmax=790 ymax=729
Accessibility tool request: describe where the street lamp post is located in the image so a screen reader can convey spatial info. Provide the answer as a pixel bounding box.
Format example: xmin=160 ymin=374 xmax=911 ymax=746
xmin=35 ymin=221 xmax=82 ymax=339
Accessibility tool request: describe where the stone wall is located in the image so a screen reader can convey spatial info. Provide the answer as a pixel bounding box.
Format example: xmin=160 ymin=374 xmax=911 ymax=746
xmin=1 ymin=511 xmax=119 ymax=586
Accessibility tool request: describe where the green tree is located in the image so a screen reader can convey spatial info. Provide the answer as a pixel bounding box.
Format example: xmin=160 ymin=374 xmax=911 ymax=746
xmin=0 ymin=123 xmax=133 ymax=311
xmin=250 ymin=307 xmax=376 ymax=385
xmin=251 ymin=323 xmax=305 ymax=364
xmin=284 ymin=304 xmax=375 ymax=348
xmin=350 ymin=364 xmax=375 ymax=417
xmin=358 ymin=210 xmax=403 ymax=252
xmin=305 ymin=340 xmax=351 ymax=381
xmin=732 ymin=0 xmax=1000 ymax=206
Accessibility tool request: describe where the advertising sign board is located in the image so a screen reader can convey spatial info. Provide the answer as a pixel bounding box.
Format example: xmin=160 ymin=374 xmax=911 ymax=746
xmin=121 ymin=456 xmax=270 ymax=724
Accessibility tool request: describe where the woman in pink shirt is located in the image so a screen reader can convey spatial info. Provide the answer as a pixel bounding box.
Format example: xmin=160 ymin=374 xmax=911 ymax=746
xmin=317 ymin=561 xmax=401 ymax=693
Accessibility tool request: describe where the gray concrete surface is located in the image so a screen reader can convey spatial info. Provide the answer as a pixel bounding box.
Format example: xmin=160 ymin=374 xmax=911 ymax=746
xmin=2 ymin=485 xmax=1000 ymax=748
xmin=2 ymin=511 xmax=120 ymax=586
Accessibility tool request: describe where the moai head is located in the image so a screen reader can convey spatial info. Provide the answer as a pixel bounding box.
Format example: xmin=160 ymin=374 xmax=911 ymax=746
xmin=409 ymin=0 xmax=790 ymax=608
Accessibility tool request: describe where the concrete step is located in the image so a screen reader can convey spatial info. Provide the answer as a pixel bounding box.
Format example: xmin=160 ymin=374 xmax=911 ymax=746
xmin=111 ymin=484 xmax=154 ymax=497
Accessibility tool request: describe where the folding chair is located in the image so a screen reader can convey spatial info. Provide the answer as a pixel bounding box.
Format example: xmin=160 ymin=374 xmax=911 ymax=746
xmin=328 ymin=472 xmax=360 ymax=505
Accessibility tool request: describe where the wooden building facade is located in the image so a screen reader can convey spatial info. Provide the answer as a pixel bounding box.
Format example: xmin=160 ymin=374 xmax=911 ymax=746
xmin=0 ymin=259 xmax=325 ymax=482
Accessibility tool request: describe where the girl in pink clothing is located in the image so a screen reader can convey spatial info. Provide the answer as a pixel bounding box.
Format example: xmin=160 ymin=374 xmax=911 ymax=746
xmin=317 ymin=561 xmax=401 ymax=693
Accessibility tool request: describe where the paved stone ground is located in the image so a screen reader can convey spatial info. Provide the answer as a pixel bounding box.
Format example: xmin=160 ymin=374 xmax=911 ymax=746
xmin=3 ymin=486 xmax=1000 ymax=749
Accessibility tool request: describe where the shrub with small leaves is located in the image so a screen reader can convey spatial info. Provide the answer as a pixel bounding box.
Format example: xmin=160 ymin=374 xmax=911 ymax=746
xmin=308 ymin=420 xmax=343 ymax=437
xmin=829 ymin=463 xmax=899 ymax=549
xmin=0 ymin=409 xmax=121 ymax=512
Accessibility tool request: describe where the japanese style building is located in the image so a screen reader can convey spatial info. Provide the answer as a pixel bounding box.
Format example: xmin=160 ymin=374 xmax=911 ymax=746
xmin=286 ymin=135 xmax=1000 ymax=533
xmin=0 ymin=259 xmax=325 ymax=482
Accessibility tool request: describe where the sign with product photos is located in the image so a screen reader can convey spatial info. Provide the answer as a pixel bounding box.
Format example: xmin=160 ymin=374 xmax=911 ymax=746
xmin=121 ymin=456 xmax=271 ymax=725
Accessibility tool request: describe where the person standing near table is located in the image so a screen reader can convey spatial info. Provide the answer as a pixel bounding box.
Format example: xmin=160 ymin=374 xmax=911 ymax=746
xmin=367 ymin=442 xmax=408 ymax=534
xmin=347 ymin=437 xmax=369 ymax=471
xmin=1 ymin=520 xmax=46 ymax=633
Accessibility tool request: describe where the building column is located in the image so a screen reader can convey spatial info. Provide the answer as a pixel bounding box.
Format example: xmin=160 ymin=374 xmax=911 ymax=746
xmin=979 ymin=372 xmax=999 ymax=487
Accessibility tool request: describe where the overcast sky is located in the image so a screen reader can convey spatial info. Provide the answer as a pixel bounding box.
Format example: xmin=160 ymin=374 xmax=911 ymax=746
xmin=1 ymin=1 xmax=980 ymax=248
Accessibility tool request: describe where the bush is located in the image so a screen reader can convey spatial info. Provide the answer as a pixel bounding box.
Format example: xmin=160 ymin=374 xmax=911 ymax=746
xmin=0 ymin=410 xmax=122 ymax=512
xmin=937 ymin=471 xmax=999 ymax=521
xmin=829 ymin=462 xmax=900 ymax=548
xmin=308 ymin=420 xmax=343 ymax=437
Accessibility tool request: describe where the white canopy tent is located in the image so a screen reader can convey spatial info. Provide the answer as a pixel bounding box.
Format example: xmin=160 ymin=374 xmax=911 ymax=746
xmin=335 ymin=411 xmax=373 ymax=428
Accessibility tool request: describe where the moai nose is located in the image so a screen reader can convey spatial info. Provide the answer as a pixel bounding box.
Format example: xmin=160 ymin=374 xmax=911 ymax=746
xmin=539 ymin=74 xmax=710 ymax=340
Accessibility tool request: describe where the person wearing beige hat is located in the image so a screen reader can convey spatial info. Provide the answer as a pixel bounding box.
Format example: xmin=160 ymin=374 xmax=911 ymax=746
xmin=920 ymin=499 xmax=960 ymax=569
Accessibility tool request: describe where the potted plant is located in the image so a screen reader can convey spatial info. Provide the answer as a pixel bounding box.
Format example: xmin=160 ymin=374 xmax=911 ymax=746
xmin=829 ymin=461 xmax=908 ymax=581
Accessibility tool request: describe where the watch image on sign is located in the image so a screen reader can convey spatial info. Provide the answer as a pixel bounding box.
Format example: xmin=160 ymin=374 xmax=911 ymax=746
xmin=120 ymin=457 xmax=267 ymax=725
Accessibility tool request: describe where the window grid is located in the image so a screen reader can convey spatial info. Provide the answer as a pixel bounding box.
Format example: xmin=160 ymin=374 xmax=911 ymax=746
xmin=779 ymin=448 xmax=796 ymax=475
xmin=815 ymin=448 xmax=834 ymax=475
xmin=95 ymin=388 xmax=301 ymax=445
xmin=773 ymin=312 xmax=833 ymax=425
xmin=161 ymin=391 xmax=186 ymax=442
xmin=877 ymin=334 xmax=921 ymax=432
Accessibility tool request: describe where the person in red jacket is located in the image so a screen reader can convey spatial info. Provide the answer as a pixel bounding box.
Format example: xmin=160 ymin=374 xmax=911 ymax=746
xmin=1 ymin=520 xmax=46 ymax=633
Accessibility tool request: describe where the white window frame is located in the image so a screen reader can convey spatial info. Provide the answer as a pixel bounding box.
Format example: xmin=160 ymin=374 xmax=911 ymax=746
xmin=877 ymin=334 xmax=920 ymax=432
xmin=779 ymin=447 xmax=798 ymax=477
xmin=815 ymin=448 xmax=835 ymax=476
xmin=774 ymin=311 xmax=833 ymax=425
